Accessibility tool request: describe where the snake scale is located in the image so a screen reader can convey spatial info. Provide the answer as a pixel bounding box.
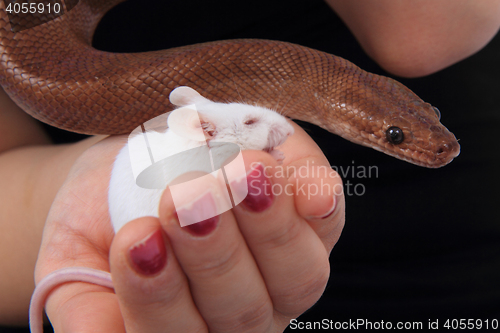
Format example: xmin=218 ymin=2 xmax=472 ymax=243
xmin=0 ymin=0 xmax=460 ymax=167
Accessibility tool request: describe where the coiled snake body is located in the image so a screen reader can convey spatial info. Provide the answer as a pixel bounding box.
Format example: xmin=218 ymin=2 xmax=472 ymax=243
xmin=0 ymin=0 xmax=460 ymax=167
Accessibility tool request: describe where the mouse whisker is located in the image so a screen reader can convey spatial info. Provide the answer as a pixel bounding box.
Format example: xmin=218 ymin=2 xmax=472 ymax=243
xmin=254 ymin=90 xmax=265 ymax=108
xmin=225 ymin=60 xmax=253 ymax=105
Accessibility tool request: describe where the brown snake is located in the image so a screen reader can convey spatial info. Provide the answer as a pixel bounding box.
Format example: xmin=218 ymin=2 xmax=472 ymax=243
xmin=0 ymin=0 xmax=459 ymax=167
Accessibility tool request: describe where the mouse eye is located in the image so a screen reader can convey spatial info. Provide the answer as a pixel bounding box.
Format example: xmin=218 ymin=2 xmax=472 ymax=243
xmin=201 ymin=122 xmax=216 ymax=137
xmin=244 ymin=119 xmax=256 ymax=125
xmin=386 ymin=126 xmax=404 ymax=144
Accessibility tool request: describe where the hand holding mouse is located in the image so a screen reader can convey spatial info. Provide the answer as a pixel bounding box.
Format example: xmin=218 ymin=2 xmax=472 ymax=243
xmin=34 ymin=111 xmax=344 ymax=333
xmin=108 ymin=86 xmax=294 ymax=232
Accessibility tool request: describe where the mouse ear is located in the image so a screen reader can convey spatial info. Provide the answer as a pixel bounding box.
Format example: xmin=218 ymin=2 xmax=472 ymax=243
xmin=168 ymin=107 xmax=214 ymax=141
xmin=169 ymin=86 xmax=209 ymax=107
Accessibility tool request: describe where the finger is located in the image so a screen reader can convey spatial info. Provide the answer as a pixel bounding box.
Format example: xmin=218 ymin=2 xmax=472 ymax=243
xmin=159 ymin=175 xmax=275 ymax=332
xmin=231 ymin=150 xmax=332 ymax=326
xmin=37 ymin=239 xmax=124 ymax=333
xmin=110 ymin=216 xmax=207 ymax=333
xmin=282 ymin=122 xmax=345 ymax=251
xmin=286 ymin=162 xmax=345 ymax=253
xmin=44 ymin=285 xmax=124 ymax=333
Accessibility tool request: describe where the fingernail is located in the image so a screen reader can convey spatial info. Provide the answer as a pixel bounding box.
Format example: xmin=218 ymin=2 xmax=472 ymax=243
xmin=310 ymin=196 xmax=337 ymax=220
xmin=241 ymin=163 xmax=273 ymax=212
xmin=129 ymin=229 xmax=167 ymax=276
xmin=177 ymin=191 xmax=219 ymax=236
xmin=185 ymin=216 xmax=219 ymax=236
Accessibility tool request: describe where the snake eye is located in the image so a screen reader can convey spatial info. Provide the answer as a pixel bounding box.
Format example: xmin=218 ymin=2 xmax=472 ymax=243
xmin=386 ymin=126 xmax=404 ymax=144
xmin=432 ymin=106 xmax=441 ymax=120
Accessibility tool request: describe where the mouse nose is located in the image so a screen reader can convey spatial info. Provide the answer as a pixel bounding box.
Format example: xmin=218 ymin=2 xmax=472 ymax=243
xmin=268 ymin=124 xmax=293 ymax=148
xmin=282 ymin=122 xmax=295 ymax=138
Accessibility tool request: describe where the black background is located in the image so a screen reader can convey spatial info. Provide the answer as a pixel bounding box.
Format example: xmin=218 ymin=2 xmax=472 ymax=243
xmin=2 ymin=0 xmax=499 ymax=331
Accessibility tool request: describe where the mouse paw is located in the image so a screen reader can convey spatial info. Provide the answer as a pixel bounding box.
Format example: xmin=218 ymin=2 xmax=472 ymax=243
xmin=270 ymin=149 xmax=285 ymax=164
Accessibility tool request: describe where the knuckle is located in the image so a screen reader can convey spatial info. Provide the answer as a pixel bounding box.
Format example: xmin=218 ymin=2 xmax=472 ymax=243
xmin=274 ymin=262 xmax=330 ymax=316
xmin=214 ymin=297 xmax=273 ymax=332
xmin=257 ymin=218 xmax=302 ymax=250
xmin=186 ymin=241 xmax=242 ymax=279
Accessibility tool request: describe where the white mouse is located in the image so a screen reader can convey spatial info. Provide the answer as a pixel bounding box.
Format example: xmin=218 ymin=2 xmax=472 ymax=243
xmin=108 ymin=86 xmax=295 ymax=232
xmin=29 ymin=87 xmax=294 ymax=333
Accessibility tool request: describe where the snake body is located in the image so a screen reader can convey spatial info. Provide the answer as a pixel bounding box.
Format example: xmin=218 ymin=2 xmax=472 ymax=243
xmin=0 ymin=0 xmax=459 ymax=167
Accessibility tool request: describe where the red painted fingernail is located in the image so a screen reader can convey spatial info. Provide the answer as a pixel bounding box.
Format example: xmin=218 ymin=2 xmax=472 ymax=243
xmin=185 ymin=216 xmax=219 ymax=236
xmin=177 ymin=191 xmax=220 ymax=236
xmin=241 ymin=163 xmax=273 ymax=212
xmin=129 ymin=229 xmax=167 ymax=276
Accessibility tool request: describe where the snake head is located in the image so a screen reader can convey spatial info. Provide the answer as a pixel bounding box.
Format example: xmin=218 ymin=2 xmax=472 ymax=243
xmin=331 ymin=73 xmax=461 ymax=168
xmin=377 ymin=98 xmax=460 ymax=168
